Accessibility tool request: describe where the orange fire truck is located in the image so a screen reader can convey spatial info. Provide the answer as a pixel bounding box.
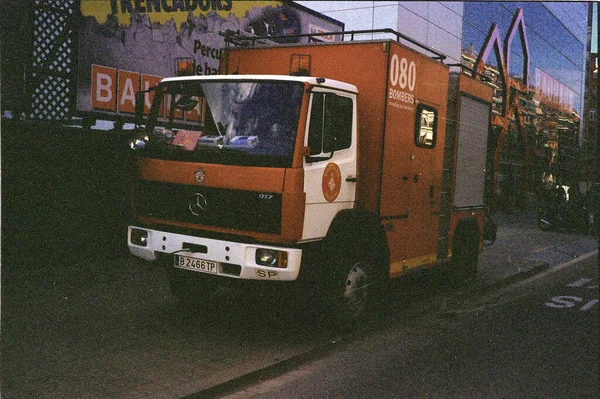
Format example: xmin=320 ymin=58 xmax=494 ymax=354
xmin=128 ymin=29 xmax=495 ymax=323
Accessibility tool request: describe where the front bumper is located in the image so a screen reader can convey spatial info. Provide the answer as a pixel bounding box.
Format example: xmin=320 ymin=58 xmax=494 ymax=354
xmin=128 ymin=226 xmax=302 ymax=281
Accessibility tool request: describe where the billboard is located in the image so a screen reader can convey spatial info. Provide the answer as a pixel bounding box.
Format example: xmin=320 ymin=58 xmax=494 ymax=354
xmin=77 ymin=0 xmax=343 ymax=116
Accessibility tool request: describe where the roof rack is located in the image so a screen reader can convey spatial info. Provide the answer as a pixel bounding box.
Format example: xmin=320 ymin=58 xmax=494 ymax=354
xmin=219 ymin=28 xmax=447 ymax=62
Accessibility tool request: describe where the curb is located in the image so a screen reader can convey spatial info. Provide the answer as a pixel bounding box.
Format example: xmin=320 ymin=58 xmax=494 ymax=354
xmin=442 ymin=239 xmax=598 ymax=318
xmin=480 ymin=259 xmax=551 ymax=291
xmin=182 ymin=337 xmax=355 ymax=399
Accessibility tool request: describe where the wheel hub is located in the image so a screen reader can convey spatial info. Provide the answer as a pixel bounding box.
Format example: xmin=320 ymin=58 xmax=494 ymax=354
xmin=343 ymin=263 xmax=368 ymax=318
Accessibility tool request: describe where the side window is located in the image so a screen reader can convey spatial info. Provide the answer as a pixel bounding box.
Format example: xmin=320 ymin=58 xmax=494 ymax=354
xmin=308 ymin=92 xmax=353 ymax=156
xmin=415 ymin=104 xmax=437 ymax=148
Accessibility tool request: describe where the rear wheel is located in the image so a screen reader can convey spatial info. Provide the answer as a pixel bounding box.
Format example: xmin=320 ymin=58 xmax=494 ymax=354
xmin=451 ymin=225 xmax=479 ymax=284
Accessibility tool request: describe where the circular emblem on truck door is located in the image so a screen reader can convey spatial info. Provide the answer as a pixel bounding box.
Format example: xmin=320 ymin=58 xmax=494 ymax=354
xmin=322 ymin=163 xmax=342 ymax=202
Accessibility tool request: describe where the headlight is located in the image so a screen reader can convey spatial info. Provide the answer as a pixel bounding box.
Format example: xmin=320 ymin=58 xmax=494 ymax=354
xmin=255 ymin=248 xmax=288 ymax=268
xmin=129 ymin=136 xmax=148 ymax=150
xmin=130 ymin=228 xmax=149 ymax=247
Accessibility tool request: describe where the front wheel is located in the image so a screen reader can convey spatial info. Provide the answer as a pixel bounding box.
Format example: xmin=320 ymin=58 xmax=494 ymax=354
xmin=319 ymin=237 xmax=387 ymax=328
xmin=339 ymin=261 xmax=370 ymax=322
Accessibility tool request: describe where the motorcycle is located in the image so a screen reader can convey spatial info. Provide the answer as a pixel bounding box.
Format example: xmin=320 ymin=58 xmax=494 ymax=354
xmin=537 ymin=184 xmax=593 ymax=234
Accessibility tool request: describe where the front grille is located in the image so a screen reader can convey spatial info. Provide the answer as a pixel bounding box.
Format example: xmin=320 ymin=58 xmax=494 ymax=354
xmin=135 ymin=180 xmax=282 ymax=234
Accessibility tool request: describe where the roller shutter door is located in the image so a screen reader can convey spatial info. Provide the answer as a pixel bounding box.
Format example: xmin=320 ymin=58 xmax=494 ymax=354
xmin=453 ymin=95 xmax=490 ymax=208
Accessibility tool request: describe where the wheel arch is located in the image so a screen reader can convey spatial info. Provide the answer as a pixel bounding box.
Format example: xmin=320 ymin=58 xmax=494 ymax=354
xmin=324 ymin=209 xmax=390 ymax=273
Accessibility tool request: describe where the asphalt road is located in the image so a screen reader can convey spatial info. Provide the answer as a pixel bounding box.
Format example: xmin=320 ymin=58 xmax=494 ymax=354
xmin=221 ymin=254 xmax=599 ymax=399
xmin=1 ymin=223 xmax=596 ymax=399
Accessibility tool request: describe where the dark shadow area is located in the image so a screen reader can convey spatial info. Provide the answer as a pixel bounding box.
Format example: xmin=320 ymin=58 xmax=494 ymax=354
xmin=1 ymin=119 xmax=135 ymax=275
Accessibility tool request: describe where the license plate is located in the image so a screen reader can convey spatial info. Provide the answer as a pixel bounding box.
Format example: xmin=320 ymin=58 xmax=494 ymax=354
xmin=174 ymin=255 xmax=218 ymax=274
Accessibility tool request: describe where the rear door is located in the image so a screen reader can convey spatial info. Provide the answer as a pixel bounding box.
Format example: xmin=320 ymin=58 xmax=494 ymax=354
xmin=404 ymin=101 xmax=441 ymax=266
xmin=381 ymin=46 xmax=448 ymax=277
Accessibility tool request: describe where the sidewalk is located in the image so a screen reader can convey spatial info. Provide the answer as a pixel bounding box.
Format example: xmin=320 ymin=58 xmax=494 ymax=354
xmin=477 ymin=210 xmax=598 ymax=287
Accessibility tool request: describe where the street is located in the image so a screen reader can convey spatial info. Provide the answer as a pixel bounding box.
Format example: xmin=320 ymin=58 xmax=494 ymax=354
xmin=222 ymin=254 xmax=599 ymax=399
xmin=1 ymin=211 xmax=597 ymax=399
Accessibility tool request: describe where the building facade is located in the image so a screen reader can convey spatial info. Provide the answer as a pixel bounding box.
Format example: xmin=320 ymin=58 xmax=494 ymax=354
xmin=0 ymin=0 xmax=343 ymax=123
xmin=296 ymin=1 xmax=592 ymax=209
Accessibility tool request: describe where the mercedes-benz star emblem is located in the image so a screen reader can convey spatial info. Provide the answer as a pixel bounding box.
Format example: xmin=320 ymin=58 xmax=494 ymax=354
xmin=194 ymin=169 xmax=206 ymax=184
xmin=188 ymin=192 xmax=208 ymax=216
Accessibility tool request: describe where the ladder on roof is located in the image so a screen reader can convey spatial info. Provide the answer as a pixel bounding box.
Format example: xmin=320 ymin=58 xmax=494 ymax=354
xmin=219 ymin=28 xmax=447 ymax=62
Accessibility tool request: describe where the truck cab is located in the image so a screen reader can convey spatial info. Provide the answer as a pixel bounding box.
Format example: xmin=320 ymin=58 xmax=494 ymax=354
xmin=128 ymin=74 xmax=358 ymax=284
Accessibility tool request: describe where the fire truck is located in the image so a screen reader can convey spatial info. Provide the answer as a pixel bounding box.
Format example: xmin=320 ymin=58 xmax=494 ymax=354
xmin=128 ymin=29 xmax=495 ymax=323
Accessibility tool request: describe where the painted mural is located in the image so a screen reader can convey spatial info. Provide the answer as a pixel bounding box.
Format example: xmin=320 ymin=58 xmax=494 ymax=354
xmin=76 ymin=0 xmax=342 ymax=115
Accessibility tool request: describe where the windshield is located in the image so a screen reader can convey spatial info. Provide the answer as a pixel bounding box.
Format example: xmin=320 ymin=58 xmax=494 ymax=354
xmin=137 ymin=80 xmax=304 ymax=167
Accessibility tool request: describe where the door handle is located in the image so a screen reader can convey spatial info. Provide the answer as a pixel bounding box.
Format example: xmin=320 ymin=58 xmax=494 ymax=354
xmin=413 ymin=174 xmax=419 ymax=183
xmin=346 ymin=176 xmax=357 ymax=183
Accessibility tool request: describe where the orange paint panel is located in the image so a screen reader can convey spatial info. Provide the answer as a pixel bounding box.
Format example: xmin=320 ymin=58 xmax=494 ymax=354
xmin=389 ymin=253 xmax=437 ymax=278
xmin=91 ymin=64 xmax=116 ymax=111
xmin=137 ymin=158 xmax=285 ymax=192
xmin=117 ymin=70 xmax=140 ymax=114
xmin=382 ymin=217 xmax=409 ymax=275
xmin=283 ymin=168 xmax=304 ymax=193
xmin=280 ymin=191 xmax=306 ymax=242
xmin=381 ymin=44 xmax=449 ymax=265
xmin=291 ymin=84 xmax=311 ymax=168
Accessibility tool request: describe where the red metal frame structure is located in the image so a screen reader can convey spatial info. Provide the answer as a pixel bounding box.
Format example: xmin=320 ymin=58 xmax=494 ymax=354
xmin=473 ymin=8 xmax=531 ymax=210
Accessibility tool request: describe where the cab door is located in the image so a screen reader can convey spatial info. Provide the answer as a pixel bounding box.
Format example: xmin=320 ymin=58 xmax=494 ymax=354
xmin=301 ymin=89 xmax=358 ymax=240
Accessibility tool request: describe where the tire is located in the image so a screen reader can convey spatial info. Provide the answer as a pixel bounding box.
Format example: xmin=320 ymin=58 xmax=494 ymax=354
xmin=332 ymin=257 xmax=372 ymax=324
xmin=318 ymin=219 xmax=388 ymax=328
xmin=451 ymin=224 xmax=479 ymax=284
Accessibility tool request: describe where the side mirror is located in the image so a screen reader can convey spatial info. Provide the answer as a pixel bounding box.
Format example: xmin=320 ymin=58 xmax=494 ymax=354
xmin=305 ymin=149 xmax=335 ymax=163
xmin=305 ymin=131 xmax=336 ymax=163
xmin=135 ymin=90 xmax=146 ymax=129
